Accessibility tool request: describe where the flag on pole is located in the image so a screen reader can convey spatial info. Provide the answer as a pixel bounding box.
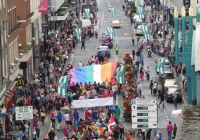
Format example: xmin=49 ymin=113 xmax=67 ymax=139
xmin=137 ymin=7 xmax=144 ymax=18
xmin=155 ymin=58 xmax=161 ymax=73
xmin=84 ymin=9 xmax=90 ymax=19
xmin=57 ymin=76 xmax=68 ymax=95
xmin=160 ymin=58 xmax=166 ymax=74
xmin=144 ymin=26 xmax=151 ymax=40
xmin=108 ymin=115 xmax=116 ymax=132
xmin=109 ymin=8 xmax=116 ymax=17
xmin=74 ymin=29 xmax=82 ymax=41
xmin=106 ymin=27 xmax=115 ymax=39
xmin=116 ymin=66 xmax=126 ymax=84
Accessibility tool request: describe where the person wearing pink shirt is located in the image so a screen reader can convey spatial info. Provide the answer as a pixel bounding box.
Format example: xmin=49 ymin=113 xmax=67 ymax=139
xmin=167 ymin=121 xmax=173 ymax=140
xmin=50 ymin=112 xmax=56 ymax=128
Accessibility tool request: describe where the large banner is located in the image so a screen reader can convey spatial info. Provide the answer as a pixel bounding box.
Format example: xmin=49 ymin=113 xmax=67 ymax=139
xmin=73 ymin=97 xmax=113 ymax=108
xmin=70 ymin=62 xmax=118 ymax=84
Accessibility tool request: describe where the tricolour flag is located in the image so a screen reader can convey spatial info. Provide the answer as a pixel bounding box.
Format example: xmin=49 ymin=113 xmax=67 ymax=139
xmin=108 ymin=115 xmax=116 ymax=132
xmin=57 ymin=76 xmax=68 ymax=95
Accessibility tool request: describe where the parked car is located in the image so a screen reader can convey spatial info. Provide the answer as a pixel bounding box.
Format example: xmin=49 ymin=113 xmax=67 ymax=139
xmin=159 ymin=70 xmax=174 ymax=83
xmin=164 ymin=79 xmax=177 ymax=89
xmin=102 ymin=41 xmax=113 ymax=49
xmin=136 ymin=25 xmax=143 ymax=36
xmin=97 ymin=46 xmax=110 ymax=58
xmin=111 ymin=19 xmax=121 ymax=28
xmin=165 ymin=88 xmax=182 ymax=102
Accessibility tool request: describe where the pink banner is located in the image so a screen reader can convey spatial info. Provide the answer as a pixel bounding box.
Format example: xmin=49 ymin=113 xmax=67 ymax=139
xmin=39 ymin=0 xmax=48 ymax=12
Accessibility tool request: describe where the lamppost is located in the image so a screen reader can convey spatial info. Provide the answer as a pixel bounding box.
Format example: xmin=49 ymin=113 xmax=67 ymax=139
xmin=52 ymin=6 xmax=55 ymax=31
xmin=32 ymin=37 xmax=36 ymax=71
xmin=181 ymin=6 xmax=186 ymax=64
xmin=174 ymin=7 xmax=179 ymax=65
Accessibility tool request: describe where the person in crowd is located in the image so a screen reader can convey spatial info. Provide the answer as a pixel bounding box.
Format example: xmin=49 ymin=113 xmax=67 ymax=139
xmin=167 ymin=122 xmax=173 ymax=140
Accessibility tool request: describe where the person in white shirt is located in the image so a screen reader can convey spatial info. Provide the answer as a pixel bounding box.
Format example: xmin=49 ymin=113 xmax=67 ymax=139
xmin=153 ymin=81 xmax=158 ymax=95
xmin=63 ymin=111 xmax=70 ymax=125
xmin=137 ymin=82 xmax=142 ymax=98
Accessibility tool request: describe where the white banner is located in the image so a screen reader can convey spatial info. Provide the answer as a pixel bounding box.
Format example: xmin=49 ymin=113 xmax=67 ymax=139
xmin=73 ymin=97 xmax=113 ymax=108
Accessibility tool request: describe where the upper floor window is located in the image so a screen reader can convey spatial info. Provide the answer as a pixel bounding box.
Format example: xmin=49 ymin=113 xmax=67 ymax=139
xmin=0 ymin=0 xmax=2 ymax=9
xmin=2 ymin=0 xmax=5 ymax=8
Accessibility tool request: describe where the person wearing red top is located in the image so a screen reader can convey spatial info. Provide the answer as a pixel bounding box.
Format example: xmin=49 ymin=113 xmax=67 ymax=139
xmin=85 ymin=108 xmax=91 ymax=121
xmin=167 ymin=122 xmax=173 ymax=140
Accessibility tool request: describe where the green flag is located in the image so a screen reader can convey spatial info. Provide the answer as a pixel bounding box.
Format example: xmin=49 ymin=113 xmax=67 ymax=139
xmin=140 ymin=25 xmax=147 ymax=39
xmin=109 ymin=8 xmax=116 ymax=17
xmin=74 ymin=29 xmax=82 ymax=41
xmin=155 ymin=59 xmax=161 ymax=73
xmin=84 ymin=9 xmax=90 ymax=19
xmin=117 ymin=66 xmax=126 ymax=84
xmin=160 ymin=58 xmax=166 ymax=74
xmin=144 ymin=26 xmax=150 ymax=40
xmin=137 ymin=7 xmax=144 ymax=18
xmin=57 ymin=76 xmax=68 ymax=95
xmin=106 ymin=27 xmax=114 ymax=39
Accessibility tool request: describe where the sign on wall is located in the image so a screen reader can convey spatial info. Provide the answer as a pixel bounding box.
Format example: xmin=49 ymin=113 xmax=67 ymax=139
xmin=183 ymin=0 xmax=190 ymax=16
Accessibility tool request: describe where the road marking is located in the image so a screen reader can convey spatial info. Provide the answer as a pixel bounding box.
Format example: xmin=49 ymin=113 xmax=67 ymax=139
xmin=105 ymin=9 xmax=107 ymax=10
xmin=118 ymin=9 xmax=119 ymax=10
xmin=124 ymin=33 xmax=127 ymax=36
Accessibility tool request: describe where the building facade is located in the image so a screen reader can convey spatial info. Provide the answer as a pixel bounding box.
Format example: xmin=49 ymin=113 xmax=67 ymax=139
xmin=0 ymin=0 xmax=8 ymax=130
xmin=31 ymin=0 xmax=43 ymax=71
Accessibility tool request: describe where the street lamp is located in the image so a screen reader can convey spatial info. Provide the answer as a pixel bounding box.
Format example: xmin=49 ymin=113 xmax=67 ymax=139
xmin=174 ymin=7 xmax=179 ymax=65
xmin=18 ymin=44 xmax=22 ymax=48
xmin=32 ymin=37 xmax=36 ymax=71
xmin=181 ymin=6 xmax=186 ymax=64
xmin=52 ymin=6 xmax=55 ymax=31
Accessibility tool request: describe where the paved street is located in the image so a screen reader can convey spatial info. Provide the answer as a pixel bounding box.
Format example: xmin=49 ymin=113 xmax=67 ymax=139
xmin=53 ymin=0 xmax=183 ymax=139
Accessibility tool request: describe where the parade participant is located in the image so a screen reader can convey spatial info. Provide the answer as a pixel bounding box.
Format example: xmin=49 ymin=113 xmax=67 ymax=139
xmin=50 ymin=112 xmax=56 ymax=128
xmin=115 ymin=105 xmax=121 ymax=120
xmin=115 ymin=45 xmax=119 ymax=55
xmin=139 ymin=67 xmax=144 ymax=81
xmin=146 ymin=66 xmax=151 ymax=80
xmin=85 ymin=108 xmax=91 ymax=121
xmin=56 ymin=111 xmax=63 ymax=131
xmin=131 ymin=35 xmax=135 ymax=45
xmin=48 ymin=128 xmax=56 ymax=140
xmin=63 ymin=124 xmax=69 ymax=139
xmin=73 ymin=109 xmax=79 ymax=122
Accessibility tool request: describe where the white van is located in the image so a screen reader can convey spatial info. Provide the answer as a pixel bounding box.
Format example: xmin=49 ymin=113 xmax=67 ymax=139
xmin=81 ymin=19 xmax=92 ymax=27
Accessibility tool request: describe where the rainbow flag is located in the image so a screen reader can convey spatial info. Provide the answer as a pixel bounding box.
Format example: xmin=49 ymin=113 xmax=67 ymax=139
xmin=69 ymin=62 xmax=118 ymax=84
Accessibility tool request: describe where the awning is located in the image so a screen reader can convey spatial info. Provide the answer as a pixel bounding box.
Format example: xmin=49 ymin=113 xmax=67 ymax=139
xmin=51 ymin=0 xmax=65 ymax=11
xmin=50 ymin=12 xmax=69 ymax=21
xmin=39 ymin=0 xmax=48 ymax=12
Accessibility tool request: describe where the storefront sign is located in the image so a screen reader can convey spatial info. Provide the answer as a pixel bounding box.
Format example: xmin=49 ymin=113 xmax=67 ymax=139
xmin=15 ymin=106 xmax=33 ymax=120
xmin=183 ymin=0 xmax=190 ymax=16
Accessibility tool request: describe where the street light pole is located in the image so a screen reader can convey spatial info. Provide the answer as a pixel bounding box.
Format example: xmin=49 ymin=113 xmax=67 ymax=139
xmin=174 ymin=7 xmax=179 ymax=65
xmin=53 ymin=6 xmax=55 ymax=31
xmin=181 ymin=7 xmax=186 ymax=64
xmin=32 ymin=37 xmax=36 ymax=71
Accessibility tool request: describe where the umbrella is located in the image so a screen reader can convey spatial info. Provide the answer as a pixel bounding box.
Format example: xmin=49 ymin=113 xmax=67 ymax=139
xmin=61 ymin=106 xmax=71 ymax=111
xmin=67 ymin=38 xmax=73 ymax=41
xmin=61 ymin=94 xmax=66 ymax=99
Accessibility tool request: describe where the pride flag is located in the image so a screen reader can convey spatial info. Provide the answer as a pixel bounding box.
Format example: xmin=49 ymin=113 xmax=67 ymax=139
xmin=70 ymin=62 xmax=118 ymax=84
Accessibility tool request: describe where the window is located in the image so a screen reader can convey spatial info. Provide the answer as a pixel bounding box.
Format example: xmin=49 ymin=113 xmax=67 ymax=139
xmin=2 ymin=0 xmax=5 ymax=8
xmin=0 ymin=0 xmax=2 ymax=9
xmin=5 ymin=54 xmax=7 ymax=76
xmin=2 ymin=57 xmax=4 ymax=76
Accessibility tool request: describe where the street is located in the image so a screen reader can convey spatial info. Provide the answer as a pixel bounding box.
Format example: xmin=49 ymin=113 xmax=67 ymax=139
xmin=54 ymin=0 xmax=183 ymax=139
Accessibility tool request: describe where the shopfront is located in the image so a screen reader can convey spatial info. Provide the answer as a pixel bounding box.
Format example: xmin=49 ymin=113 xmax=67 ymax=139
xmin=19 ymin=57 xmax=32 ymax=82
xmin=0 ymin=85 xmax=7 ymax=131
